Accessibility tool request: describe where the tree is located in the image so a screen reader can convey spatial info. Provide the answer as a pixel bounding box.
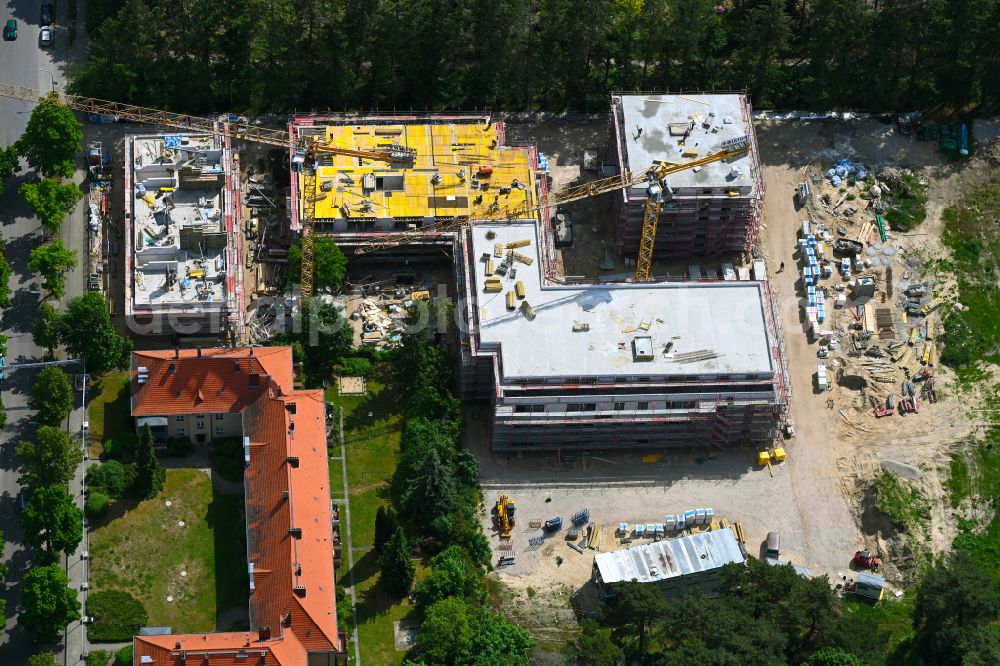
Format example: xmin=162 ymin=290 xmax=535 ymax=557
xmin=603 ymin=581 xmax=669 ymax=660
xmin=911 ymin=551 xmax=1000 ymax=665
xmin=373 ymin=505 xmax=399 ymax=556
xmin=28 ymin=240 xmax=78 ymax=298
xmin=0 ymin=531 xmax=7 ymax=635
xmin=88 ymin=460 xmax=135 ymax=498
xmin=16 ymin=95 xmax=84 ymax=178
xmin=296 ymin=298 xmax=354 ymax=387
xmin=416 ymin=596 xmax=474 ymax=665
xmin=286 ymin=236 xmax=347 ymax=292
xmin=403 ymin=447 xmax=456 ymax=525
xmin=378 ymin=527 xmax=415 ymax=598
xmin=33 ymin=302 xmax=64 ymax=355
xmin=572 ymin=619 xmax=624 ymax=666
xmin=87 ymin=589 xmax=149 ymax=641
xmin=19 ymin=178 xmax=84 ymax=234
xmin=0 ymin=145 xmax=21 ymax=195
xmin=414 ymin=545 xmax=483 ymax=607
xmin=61 ymin=292 xmax=132 ymax=372
xmin=803 ymin=647 xmax=865 ymax=666
xmin=134 ymin=425 xmax=164 ymax=499
xmin=20 ymin=563 xmax=81 ymax=642
xmin=16 ymin=425 xmax=83 ymax=487
xmin=20 ymin=484 xmax=84 ymax=557
xmin=29 ymin=366 xmax=75 ymax=426
xmin=0 ymin=253 xmax=12 ymax=308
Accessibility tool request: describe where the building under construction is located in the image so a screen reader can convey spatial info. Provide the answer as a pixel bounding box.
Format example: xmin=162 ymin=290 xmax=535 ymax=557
xmin=458 ymin=221 xmax=789 ymax=452
xmin=124 ymin=133 xmax=244 ymax=339
xmin=288 ymin=113 xmax=541 ymax=256
xmin=609 ymin=93 xmax=764 ymax=260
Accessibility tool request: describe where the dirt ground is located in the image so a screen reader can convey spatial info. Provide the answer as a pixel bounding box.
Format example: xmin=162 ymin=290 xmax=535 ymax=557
xmin=476 ymin=116 xmax=1000 ymax=633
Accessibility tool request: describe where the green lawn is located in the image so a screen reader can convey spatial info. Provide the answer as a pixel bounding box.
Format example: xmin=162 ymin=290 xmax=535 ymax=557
xmin=90 ymin=469 xmax=248 ymax=634
xmin=87 ymin=370 xmax=131 ymax=458
xmin=327 ymin=371 xmax=414 ymax=663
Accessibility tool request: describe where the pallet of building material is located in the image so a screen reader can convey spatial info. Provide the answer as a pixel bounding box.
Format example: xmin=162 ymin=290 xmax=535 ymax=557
xmin=497 ymin=539 xmax=513 ymax=551
xmin=856 ymin=221 xmax=875 ymax=244
xmin=511 ymin=251 xmax=534 ymax=265
xmin=732 ymin=522 xmax=746 ymax=544
xmin=528 ymin=519 xmax=542 ymax=529
xmin=568 ymin=541 xmax=585 ymax=554
xmin=493 ymin=243 xmax=504 ymax=258
xmin=672 ymin=350 xmax=720 ymax=363
xmin=505 ymin=239 xmax=531 ymax=249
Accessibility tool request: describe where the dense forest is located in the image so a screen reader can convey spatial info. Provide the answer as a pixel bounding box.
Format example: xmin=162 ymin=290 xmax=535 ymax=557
xmin=77 ymin=0 xmax=1000 ymax=115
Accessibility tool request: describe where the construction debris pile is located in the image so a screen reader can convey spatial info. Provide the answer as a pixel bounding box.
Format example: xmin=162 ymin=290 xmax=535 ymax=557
xmin=349 ymin=282 xmax=432 ymax=346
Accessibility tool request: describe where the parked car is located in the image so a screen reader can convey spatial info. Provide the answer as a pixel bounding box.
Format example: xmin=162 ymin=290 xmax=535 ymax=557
xmin=765 ymin=532 xmax=780 ymax=559
xmin=39 ymin=26 xmax=51 ymax=46
xmin=3 ymin=19 xmax=16 ymax=41
xmin=41 ymin=3 xmax=54 ymax=25
xmin=0 ymin=354 xmax=5 ymax=381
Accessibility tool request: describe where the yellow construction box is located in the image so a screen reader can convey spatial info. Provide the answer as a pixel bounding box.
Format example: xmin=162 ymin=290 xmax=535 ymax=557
xmin=506 ymin=291 xmax=516 ymax=310
xmin=757 ymin=451 xmax=771 ymax=466
xmin=514 ymin=280 xmax=526 ymax=299
xmin=772 ymin=448 xmax=787 ymax=462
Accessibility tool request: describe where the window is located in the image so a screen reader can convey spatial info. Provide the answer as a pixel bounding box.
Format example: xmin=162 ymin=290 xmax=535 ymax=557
xmin=566 ymin=403 xmax=584 ymax=412
xmin=175 ymin=415 xmax=184 ymax=422
xmin=583 ymin=403 xmax=597 ymax=411
xmin=215 ymin=414 xmax=224 ymax=421
xmin=215 ymin=426 xmax=225 ymax=434
xmin=197 ymin=420 xmax=205 ymax=430
xmin=613 ymin=402 xmax=625 ymax=411
xmin=176 ymin=427 xmax=185 ymax=435
xmin=637 ymin=402 xmax=649 ymax=410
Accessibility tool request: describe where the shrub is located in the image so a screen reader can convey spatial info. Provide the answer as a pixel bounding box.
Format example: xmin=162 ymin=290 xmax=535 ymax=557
xmin=87 ymin=461 xmax=135 ymax=498
xmin=210 ymin=438 xmax=245 ymax=483
xmin=0 ymin=398 xmax=6 ymax=429
xmin=164 ymin=436 xmax=194 ymax=458
xmin=102 ymin=432 xmax=138 ymax=460
xmin=87 ymin=590 xmax=148 ymax=641
xmin=85 ymin=491 xmax=109 ymax=519
xmin=115 ymin=645 xmax=133 ymax=666
xmin=86 ymin=650 xmax=112 ymax=666
xmin=336 ymin=356 xmax=373 ymax=377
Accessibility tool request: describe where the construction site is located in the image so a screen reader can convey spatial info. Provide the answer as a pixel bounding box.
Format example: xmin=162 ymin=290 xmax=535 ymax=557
xmin=4 ymin=78 xmax=999 ymax=658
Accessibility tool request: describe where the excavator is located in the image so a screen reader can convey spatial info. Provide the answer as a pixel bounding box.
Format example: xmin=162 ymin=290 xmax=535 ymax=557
xmin=0 ymin=82 xmax=415 ymax=297
xmin=494 ymin=494 xmax=515 ymax=539
xmin=353 ymin=144 xmax=750 ymax=282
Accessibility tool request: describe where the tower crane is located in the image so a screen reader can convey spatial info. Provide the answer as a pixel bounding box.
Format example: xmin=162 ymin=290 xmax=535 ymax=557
xmin=354 ymin=144 xmax=750 ymax=282
xmin=0 ymin=82 xmax=418 ymax=297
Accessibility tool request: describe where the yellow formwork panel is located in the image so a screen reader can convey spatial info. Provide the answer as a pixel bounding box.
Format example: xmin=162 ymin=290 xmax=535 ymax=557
xmin=306 ymin=121 xmax=536 ymax=221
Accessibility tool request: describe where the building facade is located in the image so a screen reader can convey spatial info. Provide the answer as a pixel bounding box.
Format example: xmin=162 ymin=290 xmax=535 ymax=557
xmin=458 ymin=222 xmax=789 ymax=453
xmin=130 ymin=347 xmax=346 ymax=666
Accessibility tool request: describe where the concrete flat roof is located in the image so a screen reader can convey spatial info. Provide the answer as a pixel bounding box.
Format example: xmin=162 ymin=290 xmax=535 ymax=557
xmin=470 ymin=223 xmax=774 ymax=381
xmin=617 ymin=93 xmax=754 ymax=190
xmin=595 ymin=528 xmax=745 ymax=585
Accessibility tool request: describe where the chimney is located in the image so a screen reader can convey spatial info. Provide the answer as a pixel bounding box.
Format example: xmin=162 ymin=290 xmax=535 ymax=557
xmin=175 ymin=347 xmax=180 ymax=359
xmin=248 ymin=346 xmax=254 ymax=357
xmin=196 ymin=346 xmax=202 ymax=357
xmin=281 ymin=490 xmax=289 ymax=501
xmin=168 ymin=362 xmax=176 ymax=373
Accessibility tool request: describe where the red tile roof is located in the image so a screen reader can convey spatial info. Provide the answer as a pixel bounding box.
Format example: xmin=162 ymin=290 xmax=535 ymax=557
xmin=131 ymin=347 xmax=294 ymax=416
xmin=132 ymin=348 xmax=343 ymax=666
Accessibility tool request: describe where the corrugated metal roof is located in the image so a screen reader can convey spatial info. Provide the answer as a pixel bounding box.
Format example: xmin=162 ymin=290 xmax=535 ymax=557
xmin=595 ymin=528 xmax=745 ymax=584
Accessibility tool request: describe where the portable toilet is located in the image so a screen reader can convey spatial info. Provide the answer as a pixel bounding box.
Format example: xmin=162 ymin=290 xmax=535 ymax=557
xmin=646 ymin=523 xmax=656 ymax=536
xmin=665 ymin=515 xmax=677 ymax=531
xmin=655 ymin=524 xmax=664 ymax=538
xmin=695 ymin=509 xmax=706 ymax=526
xmin=634 ymin=524 xmax=645 ymax=537
xmin=705 ymin=508 xmax=715 ymax=524
xmin=853 ymin=572 xmax=886 ymax=601
xmin=676 ymin=513 xmax=685 ymax=530
xmin=772 ymin=448 xmax=787 ymax=463
xmin=758 ymin=450 xmax=771 ymax=466
xmin=684 ymin=510 xmax=695 ymax=527
xmin=618 ymin=522 xmax=628 ymax=536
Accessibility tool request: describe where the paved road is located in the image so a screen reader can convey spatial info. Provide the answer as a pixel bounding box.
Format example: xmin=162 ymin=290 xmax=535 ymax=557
xmin=0 ymin=0 xmax=90 ymax=663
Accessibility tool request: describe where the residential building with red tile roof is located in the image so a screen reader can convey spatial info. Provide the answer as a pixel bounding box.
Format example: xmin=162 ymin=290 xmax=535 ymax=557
xmin=129 ymin=347 xmax=346 ymax=666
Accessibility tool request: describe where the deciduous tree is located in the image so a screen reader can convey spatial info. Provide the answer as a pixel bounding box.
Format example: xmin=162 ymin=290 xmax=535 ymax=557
xmin=0 ymin=145 xmax=21 ymax=195
xmin=19 ymin=178 xmax=84 ymax=234
xmin=32 ymin=302 xmax=64 ymax=355
xmin=29 ymin=366 xmax=75 ymax=426
xmin=0 ymin=253 xmax=12 ymax=308
xmin=378 ymin=527 xmax=414 ymax=598
xmin=286 ymin=237 xmax=347 ymax=293
xmin=61 ymin=292 xmax=132 ymax=372
xmin=414 ymin=545 xmax=483 ymax=607
xmin=15 ymin=425 xmax=83 ymax=488
xmin=16 ymin=95 xmax=84 ymax=178
xmin=20 ymin=564 xmax=81 ymax=642
xmin=19 ymin=484 xmax=84 ymax=557
xmin=28 ymin=239 xmax=78 ymax=298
